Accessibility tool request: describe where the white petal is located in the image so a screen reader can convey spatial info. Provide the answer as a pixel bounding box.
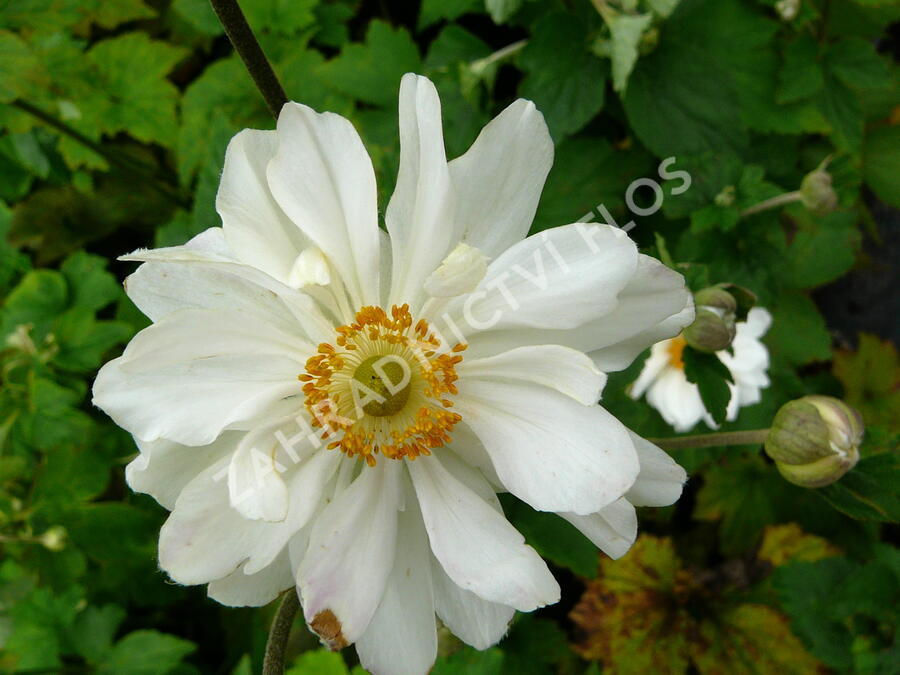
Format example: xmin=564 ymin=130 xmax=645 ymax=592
xmin=625 ymin=431 xmax=687 ymax=507
xmin=459 ymin=344 xmax=605 ymax=406
xmin=561 ymin=497 xmax=637 ymax=560
xmin=93 ymin=309 xmax=307 ymax=446
xmin=387 ymin=74 xmax=457 ymax=307
xmin=158 ymin=443 xmax=340 ymax=585
xmin=228 ymin=437 xmax=289 ymax=522
xmin=126 ymin=433 xmax=238 ymax=510
xmin=121 ymin=246 xmax=333 ymax=343
xmin=423 ymin=242 xmax=488 ymax=298
xmin=441 ymin=224 xmax=638 ymax=335
xmin=450 ymin=98 xmax=553 ymax=258
xmin=646 ymin=369 xmax=706 ymax=433
xmin=355 ymin=482 xmax=437 ymax=675
xmin=628 ymin=342 xmax=671 ymax=400
xmin=455 ymin=253 xmax=693 ymax=373
xmin=217 ymin=129 xmax=309 ymax=283
xmin=207 ymin=550 xmax=294 ymax=607
xmin=408 ymin=455 xmax=559 ymax=611
xmin=267 ymin=102 xmax=380 ymax=307
xmin=455 ymin=379 xmax=639 ymax=514
xmin=431 ymin=560 xmax=514 ymax=650
xmin=287 ymin=247 xmax=331 ymax=288
xmin=298 ymin=461 xmax=402 ymax=647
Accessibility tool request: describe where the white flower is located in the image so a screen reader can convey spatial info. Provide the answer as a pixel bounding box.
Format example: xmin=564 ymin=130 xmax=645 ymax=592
xmin=93 ymin=74 xmax=693 ymax=675
xmin=630 ymin=307 xmax=772 ymax=432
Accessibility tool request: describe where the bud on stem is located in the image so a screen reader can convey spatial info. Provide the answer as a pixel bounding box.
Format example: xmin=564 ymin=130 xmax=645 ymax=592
xmin=764 ymin=396 xmax=863 ymax=488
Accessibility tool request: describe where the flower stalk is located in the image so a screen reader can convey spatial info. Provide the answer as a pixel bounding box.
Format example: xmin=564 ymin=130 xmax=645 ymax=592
xmin=209 ymin=0 xmax=287 ymax=119
xmin=739 ymin=190 xmax=803 ymax=218
xmin=648 ymin=429 xmax=770 ymax=450
xmin=262 ymin=590 xmax=300 ymax=675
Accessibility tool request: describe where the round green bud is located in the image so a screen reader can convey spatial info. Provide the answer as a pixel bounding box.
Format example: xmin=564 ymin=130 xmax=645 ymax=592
xmin=800 ymin=162 xmax=838 ymax=215
xmin=39 ymin=526 xmax=67 ymax=552
xmin=683 ymin=286 xmax=737 ymax=353
xmin=765 ymin=396 xmax=863 ymax=488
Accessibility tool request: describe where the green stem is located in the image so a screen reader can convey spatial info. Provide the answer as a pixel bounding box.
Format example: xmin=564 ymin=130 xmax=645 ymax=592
xmin=471 ymin=40 xmax=528 ymax=74
xmin=11 ymin=100 xmax=190 ymax=208
xmin=739 ymin=190 xmax=803 ymax=218
xmin=647 ymin=428 xmax=770 ymax=450
xmin=262 ymin=590 xmax=300 ymax=675
xmin=209 ymin=0 xmax=287 ymax=119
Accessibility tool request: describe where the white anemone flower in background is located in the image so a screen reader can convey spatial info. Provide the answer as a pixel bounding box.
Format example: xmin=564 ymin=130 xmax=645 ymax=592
xmin=630 ymin=307 xmax=772 ymax=432
xmin=93 ymin=73 xmax=694 ymax=675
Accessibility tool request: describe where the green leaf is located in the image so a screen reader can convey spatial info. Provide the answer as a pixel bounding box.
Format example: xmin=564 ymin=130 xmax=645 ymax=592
xmin=862 ymin=124 xmax=900 ymax=207
xmin=519 ymin=12 xmax=606 ymax=139
xmin=817 ymin=452 xmax=900 ymax=522
xmin=419 ymin=0 xmax=479 ymax=29
xmin=433 ymin=648 xmax=504 ymax=674
xmin=0 ymin=269 xmax=68 ymax=342
xmin=98 ymin=630 xmax=196 ymax=675
xmin=825 ymin=36 xmax=891 ymax=91
xmin=777 ymin=33 xmax=824 ymax=105
xmin=682 ymin=347 xmax=733 ymax=425
xmin=820 ymin=74 xmax=863 ymax=152
xmin=623 ymin=1 xmax=745 ymax=157
xmin=171 ymin=0 xmax=223 ymax=35
xmin=84 ymin=34 xmax=188 ymax=148
xmin=833 ymin=333 xmax=900 ymax=430
xmin=286 ymin=649 xmax=349 ymax=675
xmin=501 ymin=615 xmax=574 ymax=675
xmin=501 ymin=495 xmax=599 ymax=578
xmin=694 ymin=455 xmax=781 ymax=555
xmin=60 ymin=251 xmax=122 ymax=311
xmin=318 ymin=21 xmax=421 ymax=106
xmin=52 ymin=309 xmax=131 ymax=372
xmin=603 ymin=12 xmax=653 ymax=93
xmin=767 ymin=292 xmax=831 ymax=366
xmin=243 ymin=0 xmax=318 ymax=36
xmin=0 ymin=31 xmax=41 ymax=103
xmin=786 ymin=210 xmax=860 ymax=288
xmin=69 ymin=604 xmax=126 ymax=664
xmin=485 ymin=0 xmax=522 ymax=24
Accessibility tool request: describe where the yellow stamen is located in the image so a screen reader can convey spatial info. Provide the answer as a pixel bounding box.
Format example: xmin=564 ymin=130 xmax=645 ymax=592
xmin=301 ymin=305 xmax=465 ymax=464
xmin=667 ymin=335 xmax=687 ymax=370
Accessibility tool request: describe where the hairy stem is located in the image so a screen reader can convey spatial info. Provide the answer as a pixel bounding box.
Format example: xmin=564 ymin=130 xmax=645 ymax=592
xmin=209 ymin=0 xmax=288 ymax=119
xmin=739 ymin=191 xmax=803 ymax=218
xmin=647 ymin=428 xmax=770 ymax=450
xmin=262 ymin=590 xmax=300 ymax=675
xmin=471 ymin=39 xmax=528 ymax=74
xmin=11 ymin=100 xmax=189 ymax=207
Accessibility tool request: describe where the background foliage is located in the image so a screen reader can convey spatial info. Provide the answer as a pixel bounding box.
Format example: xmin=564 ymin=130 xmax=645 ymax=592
xmin=0 ymin=0 xmax=898 ymax=672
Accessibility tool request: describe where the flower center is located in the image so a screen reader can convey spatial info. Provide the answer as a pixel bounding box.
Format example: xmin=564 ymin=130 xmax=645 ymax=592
xmin=300 ymin=305 xmax=465 ymax=465
xmin=667 ymin=335 xmax=687 ymax=370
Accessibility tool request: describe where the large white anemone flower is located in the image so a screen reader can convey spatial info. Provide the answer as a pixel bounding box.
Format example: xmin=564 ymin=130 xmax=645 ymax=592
xmin=630 ymin=307 xmax=772 ymax=432
xmin=93 ymin=73 xmax=694 ymax=675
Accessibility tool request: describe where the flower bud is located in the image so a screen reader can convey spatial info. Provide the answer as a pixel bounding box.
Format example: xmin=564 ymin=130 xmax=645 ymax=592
xmin=765 ymin=396 xmax=863 ymax=488
xmin=683 ymin=286 xmax=737 ymax=352
xmin=39 ymin=526 xmax=67 ymax=552
xmin=775 ymin=0 xmax=800 ymax=21
xmin=800 ymin=159 xmax=838 ymax=215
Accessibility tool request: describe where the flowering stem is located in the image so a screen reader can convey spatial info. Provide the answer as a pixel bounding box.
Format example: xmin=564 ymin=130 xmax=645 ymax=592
xmin=209 ymin=0 xmax=287 ymax=119
xmin=471 ymin=40 xmax=528 ymax=74
xmin=648 ymin=429 xmax=770 ymax=450
xmin=739 ymin=191 xmax=803 ymax=218
xmin=262 ymin=590 xmax=300 ymax=675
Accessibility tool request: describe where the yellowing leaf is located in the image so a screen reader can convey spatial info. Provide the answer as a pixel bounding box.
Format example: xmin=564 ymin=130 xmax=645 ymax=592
xmin=833 ymin=333 xmax=900 ymax=431
xmin=758 ymin=523 xmax=840 ymax=568
xmin=571 ymin=535 xmax=824 ymax=675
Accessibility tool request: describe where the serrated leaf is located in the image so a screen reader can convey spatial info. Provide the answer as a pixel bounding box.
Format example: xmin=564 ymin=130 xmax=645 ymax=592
xmin=485 ymin=0 xmax=522 ymax=24
xmin=432 ymin=647 xmax=503 ymax=674
xmin=787 ymin=210 xmax=860 ymax=288
xmin=519 ymin=12 xmax=606 ymax=139
xmin=318 ymin=21 xmax=421 ymax=106
xmin=98 ymin=630 xmax=196 ymax=675
xmin=419 ymin=0 xmax=479 ymax=29
xmin=604 ymin=12 xmax=653 ymax=93
xmin=817 ymin=452 xmax=900 ymax=522
xmin=69 ymin=604 xmax=126 ymax=664
xmin=862 ymin=124 xmax=900 ymax=208
xmin=682 ymin=347 xmax=732 ymax=425
xmin=59 ymin=251 xmax=122 ymax=312
xmin=757 ymin=523 xmax=840 ymax=567
xmin=767 ymin=291 xmax=831 ymax=366
xmin=777 ymin=33 xmax=824 ymax=105
xmin=833 ymin=333 xmax=900 ymax=430
xmin=286 ymin=649 xmax=349 ymax=675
